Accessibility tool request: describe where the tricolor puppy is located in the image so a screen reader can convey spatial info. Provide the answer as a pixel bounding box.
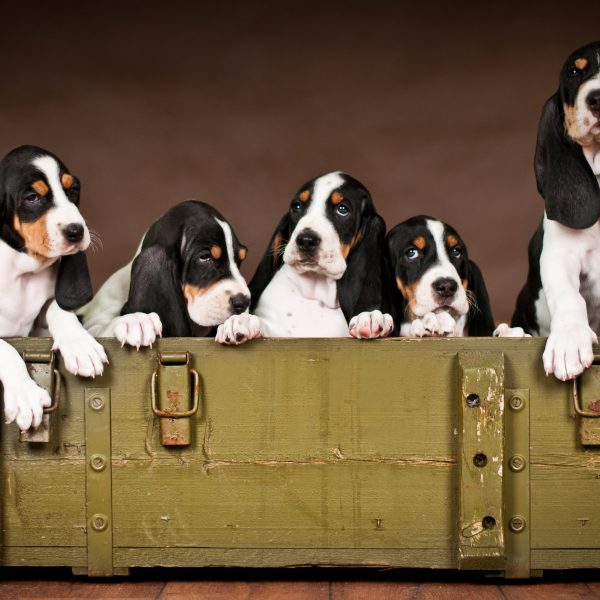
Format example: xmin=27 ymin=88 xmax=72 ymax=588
xmin=0 ymin=145 xmax=107 ymax=431
xmin=81 ymin=200 xmax=255 ymax=344
xmin=512 ymin=42 xmax=600 ymax=380
xmin=247 ymin=171 xmax=393 ymax=338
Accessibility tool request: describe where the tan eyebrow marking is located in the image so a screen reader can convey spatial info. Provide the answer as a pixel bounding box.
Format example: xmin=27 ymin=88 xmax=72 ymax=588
xmin=239 ymin=247 xmax=247 ymax=261
xmin=298 ymin=190 xmax=310 ymax=203
xmin=31 ymin=180 xmax=49 ymax=196
xmin=210 ymin=245 xmax=222 ymax=260
xmin=61 ymin=173 xmax=73 ymax=189
xmin=331 ymin=191 xmax=344 ymax=205
xmin=447 ymin=235 xmax=459 ymax=248
xmin=575 ymin=58 xmax=588 ymax=70
xmin=413 ymin=236 xmax=426 ymax=250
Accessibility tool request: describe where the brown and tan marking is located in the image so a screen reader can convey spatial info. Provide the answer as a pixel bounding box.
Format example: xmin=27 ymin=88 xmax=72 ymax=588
xmin=13 ymin=214 xmax=51 ymax=258
xmin=298 ymin=190 xmax=310 ymax=203
xmin=564 ymin=104 xmax=596 ymax=145
xmin=31 ymin=179 xmax=49 ymax=196
xmin=447 ymin=235 xmax=459 ymax=248
xmin=396 ymin=276 xmax=418 ymax=318
xmin=331 ymin=191 xmax=344 ymax=205
xmin=210 ymin=245 xmax=222 ymax=260
xmin=239 ymin=247 xmax=247 ymax=261
xmin=182 ymin=283 xmax=212 ymax=302
xmin=340 ymin=232 xmax=363 ymax=259
xmin=61 ymin=173 xmax=74 ymax=189
xmin=413 ymin=236 xmax=426 ymax=250
xmin=271 ymin=233 xmax=284 ymax=269
xmin=575 ymin=58 xmax=589 ymax=70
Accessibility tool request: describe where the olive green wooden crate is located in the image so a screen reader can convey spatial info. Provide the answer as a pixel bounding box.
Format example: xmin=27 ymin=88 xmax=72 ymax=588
xmin=1 ymin=336 xmax=600 ymax=578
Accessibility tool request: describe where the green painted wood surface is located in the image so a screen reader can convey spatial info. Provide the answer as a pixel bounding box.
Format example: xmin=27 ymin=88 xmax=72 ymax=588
xmin=1 ymin=336 xmax=600 ymax=574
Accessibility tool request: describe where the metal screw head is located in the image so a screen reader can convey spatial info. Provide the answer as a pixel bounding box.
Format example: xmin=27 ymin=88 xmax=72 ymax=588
xmin=89 ymin=395 xmax=105 ymax=411
xmin=466 ymin=393 xmax=480 ymax=408
xmin=90 ymin=454 xmax=107 ymax=472
xmin=509 ymin=515 xmax=526 ymax=533
xmin=510 ymin=395 xmax=524 ymax=411
xmin=509 ymin=454 xmax=526 ymax=472
xmin=91 ymin=513 xmax=108 ymax=532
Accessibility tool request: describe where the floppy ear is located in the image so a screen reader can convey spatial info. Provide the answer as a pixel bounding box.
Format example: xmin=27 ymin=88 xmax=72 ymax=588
xmin=121 ymin=244 xmax=192 ymax=337
xmin=535 ymin=93 xmax=600 ymax=229
xmin=337 ymin=213 xmax=387 ymax=321
xmin=55 ymin=251 xmax=93 ymax=310
xmin=465 ymin=259 xmax=495 ymax=336
xmin=248 ymin=213 xmax=291 ymax=310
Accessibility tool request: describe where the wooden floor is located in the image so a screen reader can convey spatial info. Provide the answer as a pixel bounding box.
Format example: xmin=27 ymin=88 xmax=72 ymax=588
xmin=1 ymin=570 xmax=600 ymax=599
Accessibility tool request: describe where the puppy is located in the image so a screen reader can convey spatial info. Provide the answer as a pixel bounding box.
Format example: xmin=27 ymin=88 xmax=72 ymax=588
xmin=0 ymin=145 xmax=107 ymax=430
xmin=512 ymin=41 xmax=600 ymax=380
xmin=81 ymin=200 xmax=255 ymax=345
xmin=247 ymin=171 xmax=393 ymax=339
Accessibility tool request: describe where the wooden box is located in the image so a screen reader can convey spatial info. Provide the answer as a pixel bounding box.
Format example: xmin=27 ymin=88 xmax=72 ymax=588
xmin=1 ymin=336 xmax=599 ymax=578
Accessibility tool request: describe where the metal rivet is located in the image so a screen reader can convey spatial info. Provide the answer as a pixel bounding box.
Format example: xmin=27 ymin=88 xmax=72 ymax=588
xmin=509 ymin=515 xmax=526 ymax=533
xmin=466 ymin=393 xmax=480 ymax=408
xmin=510 ymin=395 xmax=524 ymax=411
xmin=89 ymin=395 xmax=105 ymax=411
xmin=473 ymin=453 xmax=488 ymax=468
xmin=89 ymin=454 xmax=107 ymax=472
xmin=509 ymin=454 xmax=526 ymax=472
xmin=91 ymin=513 xmax=108 ymax=532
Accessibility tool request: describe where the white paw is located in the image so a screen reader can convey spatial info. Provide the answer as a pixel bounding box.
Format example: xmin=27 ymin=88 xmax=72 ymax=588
xmin=543 ymin=325 xmax=597 ymax=381
xmin=349 ymin=310 xmax=394 ymax=339
xmin=53 ymin=331 xmax=108 ymax=378
xmin=114 ymin=312 xmax=162 ymax=349
xmin=215 ymin=313 xmax=261 ymax=345
xmin=493 ymin=323 xmax=531 ymax=338
xmin=3 ymin=375 xmax=51 ymax=432
xmin=407 ymin=311 xmax=456 ymax=337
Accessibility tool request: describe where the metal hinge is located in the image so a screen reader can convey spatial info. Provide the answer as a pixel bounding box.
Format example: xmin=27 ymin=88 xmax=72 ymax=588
xmin=151 ymin=352 xmax=200 ymax=446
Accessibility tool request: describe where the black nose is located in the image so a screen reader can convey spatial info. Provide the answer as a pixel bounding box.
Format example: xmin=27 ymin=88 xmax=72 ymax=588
xmin=587 ymin=90 xmax=600 ymax=116
xmin=230 ymin=293 xmax=250 ymax=314
xmin=432 ymin=277 xmax=458 ymax=298
xmin=296 ymin=229 xmax=321 ymax=253
xmin=63 ymin=223 xmax=84 ymax=243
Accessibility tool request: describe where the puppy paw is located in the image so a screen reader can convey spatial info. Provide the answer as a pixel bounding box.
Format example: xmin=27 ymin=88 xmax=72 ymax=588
xmin=349 ymin=310 xmax=394 ymax=339
xmin=114 ymin=312 xmax=162 ymax=349
xmin=543 ymin=325 xmax=597 ymax=381
xmin=216 ymin=313 xmax=261 ymax=345
xmin=493 ymin=323 xmax=532 ymax=338
xmin=3 ymin=377 xmax=51 ymax=431
xmin=406 ymin=311 xmax=456 ymax=337
xmin=53 ymin=332 xmax=108 ymax=378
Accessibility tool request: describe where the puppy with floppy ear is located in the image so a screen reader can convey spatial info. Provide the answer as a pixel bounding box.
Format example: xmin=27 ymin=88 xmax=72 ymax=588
xmin=81 ymin=200 xmax=257 ymax=346
xmin=0 ymin=145 xmax=107 ymax=431
xmin=512 ymin=42 xmax=600 ymax=380
xmin=387 ymin=216 xmax=525 ymax=337
xmin=246 ymin=171 xmax=393 ymax=339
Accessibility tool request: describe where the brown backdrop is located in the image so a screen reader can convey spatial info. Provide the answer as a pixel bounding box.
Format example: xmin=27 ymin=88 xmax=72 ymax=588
xmin=1 ymin=1 xmax=596 ymax=322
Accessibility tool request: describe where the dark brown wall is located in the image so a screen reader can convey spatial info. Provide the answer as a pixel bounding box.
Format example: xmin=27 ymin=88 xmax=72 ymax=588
xmin=1 ymin=1 xmax=596 ymax=321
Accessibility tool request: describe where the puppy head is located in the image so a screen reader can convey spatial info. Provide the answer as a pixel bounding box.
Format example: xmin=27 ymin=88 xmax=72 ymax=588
xmin=125 ymin=201 xmax=250 ymax=336
xmin=387 ymin=217 xmax=472 ymax=320
xmin=561 ymin=41 xmax=600 ymax=146
xmin=0 ymin=145 xmax=89 ymax=259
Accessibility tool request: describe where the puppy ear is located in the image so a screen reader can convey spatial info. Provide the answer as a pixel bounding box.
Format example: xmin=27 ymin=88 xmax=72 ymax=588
xmin=337 ymin=213 xmax=387 ymax=321
xmin=55 ymin=251 xmax=93 ymax=310
xmin=465 ymin=259 xmax=495 ymax=336
xmin=248 ymin=213 xmax=291 ymax=309
xmin=535 ymin=93 xmax=600 ymax=229
xmin=121 ymin=244 xmax=192 ymax=337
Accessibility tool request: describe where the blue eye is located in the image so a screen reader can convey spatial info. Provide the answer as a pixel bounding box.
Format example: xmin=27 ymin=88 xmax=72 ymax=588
xmin=291 ymin=200 xmax=302 ymax=212
xmin=450 ymin=247 xmax=463 ymax=258
xmin=405 ymin=247 xmax=419 ymax=261
xmin=336 ymin=204 xmax=349 ymax=216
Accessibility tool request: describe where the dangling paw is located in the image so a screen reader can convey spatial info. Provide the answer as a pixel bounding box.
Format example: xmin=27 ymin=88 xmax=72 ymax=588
xmin=113 ymin=312 xmax=163 ymax=349
xmin=402 ymin=311 xmax=456 ymax=337
xmin=349 ymin=310 xmax=394 ymax=339
xmin=216 ymin=313 xmax=261 ymax=345
xmin=3 ymin=376 xmax=51 ymax=432
xmin=53 ymin=331 xmax=108 ymax=378
xmin=493 ymin=323 xmax=531 ymax=338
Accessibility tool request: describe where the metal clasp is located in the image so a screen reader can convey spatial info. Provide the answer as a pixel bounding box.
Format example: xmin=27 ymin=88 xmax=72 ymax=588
xmin=19 ymin=351 xmax=61 ymax=443
xmin=573 ymin=356 xmax=600 ymax=445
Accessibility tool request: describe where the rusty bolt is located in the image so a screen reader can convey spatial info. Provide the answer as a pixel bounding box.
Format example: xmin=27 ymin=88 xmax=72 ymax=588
xmin=466 ymin=393 xmax=480 ymax=408
xmin=509 ymin=515 xmax=526 ymax=533
xmin=509 ymin=395 xmax=524 ymax=411
xmin=89 ymin=395 xmax=105 ymax=411
xmin=509 ymin=454 xmax=526 ymax=472
xmin=90 ymin=454 xmax=107 ymax=472
xmin=91 ymin=513 xmax=108 ymax=532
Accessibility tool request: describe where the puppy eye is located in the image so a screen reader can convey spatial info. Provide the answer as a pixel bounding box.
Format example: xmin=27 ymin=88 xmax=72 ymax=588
xmin=450 ymin=247 xmax=463 ymax=258
xmin=291 ymin=200 xmax=302 ymax=212
xmin=567 ymin=66 xmax=580 ymax=78
xmin=23 ymin=192 xmax=40 ymax=204
xmin=197 ymin=251 xmax=213 ymax=263
xmin=336 ymin=204 xmax=350 ymax=216
xmin=405 ymin=247 xmax=419 ymax=261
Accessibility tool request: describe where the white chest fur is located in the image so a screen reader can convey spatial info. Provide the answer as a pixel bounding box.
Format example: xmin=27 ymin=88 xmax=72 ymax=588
xmin=0 ymin=241 xmax=57 ymax=336
xmin=255 ymin=264 xmax=349 ymax=337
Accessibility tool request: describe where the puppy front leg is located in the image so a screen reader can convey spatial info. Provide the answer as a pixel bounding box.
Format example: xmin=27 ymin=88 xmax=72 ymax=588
xmin=46 ymin=301 xmax=108 ymax=377
xmin=0 ymin=340 xmax=51 ymax=431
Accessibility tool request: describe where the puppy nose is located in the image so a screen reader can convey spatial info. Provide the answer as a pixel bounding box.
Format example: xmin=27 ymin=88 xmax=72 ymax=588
xmin=296 ymin=229 xmax=321 ymax=252
xmin=230 ymin=293 xmax=250 ymax=314
xmin=63 ymin=223 xmax=84 ymax=243
xmin=432 ymin=277 xmax=458 ymax=298
xmin=587 ymin=90 xmax=600 ymax=115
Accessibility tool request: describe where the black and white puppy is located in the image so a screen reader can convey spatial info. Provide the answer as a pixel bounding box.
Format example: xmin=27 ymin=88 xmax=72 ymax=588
xmin=0 ymin=145 xmax=107 ymax=430
xmin=512 ymin=42 xmax=600 ymax=380
xmin=248 ymin=171 xmax=393 ymax=338
xmin=387 ymin=216 xmax=526 ymax=337
xmin=81 ymin=200 xmax=255 ymax=344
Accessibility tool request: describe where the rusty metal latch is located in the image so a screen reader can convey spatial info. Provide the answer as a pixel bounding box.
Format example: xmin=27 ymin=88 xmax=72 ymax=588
xmin=573 ymin=356 xmax=600 ymax=446
xmin=19 ymin=351 xmax=61 ymax=443
xmin=151 ymin=352 xmax=200 ymax=446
